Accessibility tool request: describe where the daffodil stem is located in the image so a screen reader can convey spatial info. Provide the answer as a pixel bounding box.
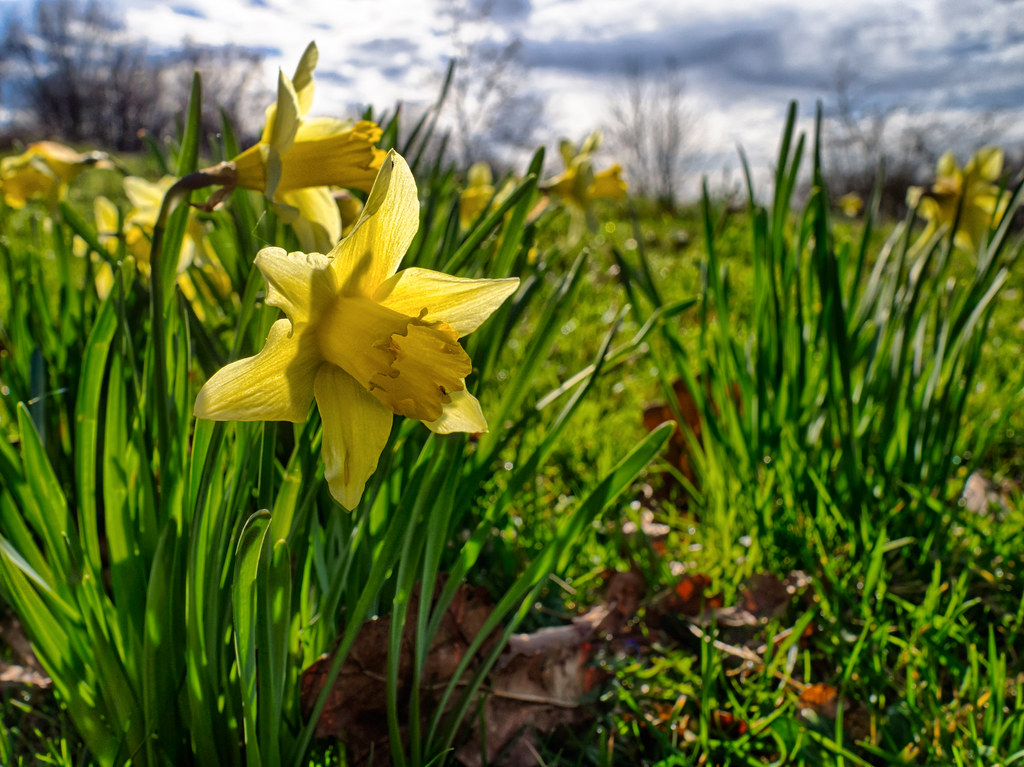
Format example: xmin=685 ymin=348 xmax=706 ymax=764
xmin=148 ymin=165 xmax=235 ymax=501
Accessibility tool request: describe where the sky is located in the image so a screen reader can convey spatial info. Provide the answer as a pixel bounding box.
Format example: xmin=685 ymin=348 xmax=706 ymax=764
xmin=3 ymin=0 xmax=1024 ymax=190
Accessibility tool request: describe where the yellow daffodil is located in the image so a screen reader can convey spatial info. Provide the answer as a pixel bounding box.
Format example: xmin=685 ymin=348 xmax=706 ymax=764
xmin=226 ymin=42 xmax=385 ymax=252
xmin=907 ymin=146 xmax=1007 ymax=252
xmin=459 ymin=162 xmax=495 ymax=229
xmin=89 ymin=196 xmax=119 ymax=299
xmin=194 ymin=150 xmax=519 ymax=509
xmin=0 ymin=141 xmax=110 ymax=208
xmin=123 ymin=175 xmax=232 ymax=318
xmin=838 ymin=192 xmax=863 ymax=218
xmin=541 ymin=132 xmax=627 ymax=212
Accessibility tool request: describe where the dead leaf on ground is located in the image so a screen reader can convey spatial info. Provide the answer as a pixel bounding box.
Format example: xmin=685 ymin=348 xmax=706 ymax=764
xmin=714 ymin=571 xmax=811 ymax=627
xmin=642 ymin=376 xmax=741 ymax=498
xmin=797 ymin=682 xmax=873 ymax=743
xmin=798 ymin=682 xmax=839 ymax=719
xmin=459 ymin=570 xmax=645 ymax=767
xmin=646 ymin=573 xmax=723 ymax=634
xmin=301 ymin=571 xmax=645 ymax=767
xmin=0 ymin=615 xmax=50 ymax=691
xmin=961 ymin=471 xmax=1017 ymax=517
xmin=300 ymin=580 xmax=500 ymax=766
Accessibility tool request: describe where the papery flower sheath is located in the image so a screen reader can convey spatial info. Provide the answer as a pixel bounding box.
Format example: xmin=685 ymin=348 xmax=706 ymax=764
xmin=194 ymin=150 xmax=519 ymax=509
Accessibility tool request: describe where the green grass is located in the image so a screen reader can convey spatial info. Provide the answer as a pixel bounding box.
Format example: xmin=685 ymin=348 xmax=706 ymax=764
xmin=1 ymin=92 xmax=1023 ymax=767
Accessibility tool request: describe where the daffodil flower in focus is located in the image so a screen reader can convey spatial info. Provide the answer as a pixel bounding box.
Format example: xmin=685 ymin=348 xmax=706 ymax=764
xmin=907 ymin=146 xmax=1007 ymax=252
xmin=194 ymin=150 xmax=520 ymax=509
xmin=225 ymin=42 xmax=385 ymax=252
xmin=0 ymin=141 xmax=111 ymax=209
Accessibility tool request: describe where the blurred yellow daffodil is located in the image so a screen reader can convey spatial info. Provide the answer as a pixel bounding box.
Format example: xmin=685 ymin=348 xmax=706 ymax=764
xmin=123 ymin=175 xmax=232 ymax=318
xmin=541 ymin=131 xmax=627 ymax=212
xmin=227 ymin=42 xmax=385 ymax=252
xmin=838 ymin=192 xmax=863 ymax=218
xmin=194 ymin=151 xmax=519 ymax=509
xmin=89 ymin=196 xmax=119 ymax=299
xmin=0 ymin=141 xmax=111 ymax=209
xmin=459 ymin=162 xmax=495 ymax=228
xmin=907 ymin=146 xmax=1007 ymax=252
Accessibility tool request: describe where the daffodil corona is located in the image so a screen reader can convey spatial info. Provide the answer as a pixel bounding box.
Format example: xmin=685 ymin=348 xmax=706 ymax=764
xmin=194 ymin=151 xmax=519 ymax=509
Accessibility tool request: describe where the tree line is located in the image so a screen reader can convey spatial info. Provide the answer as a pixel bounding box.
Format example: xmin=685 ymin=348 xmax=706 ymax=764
xmin=0 ymin=0 xmax=266 ymax=151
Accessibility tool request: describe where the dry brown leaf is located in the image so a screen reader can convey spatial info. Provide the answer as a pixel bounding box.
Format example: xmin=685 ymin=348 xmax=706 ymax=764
xmin=300 ymin=581 xmax=500 ymax=766
xmin=456 ymin=570 xmax=645 ymax=767
xmin=301 ymin=572 xmax=644 ymax=767
xmin=798 ymin=682 xmax=839 ymax=719
xmin=642 ymin=377 xmax=742 ymax=497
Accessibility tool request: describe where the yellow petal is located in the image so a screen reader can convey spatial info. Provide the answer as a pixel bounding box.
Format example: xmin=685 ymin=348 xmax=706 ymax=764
xmin=0 ymin=156 xmax=60 ymax=208
xmin=425 ymin=387 xmax=487 ymax=434
xmin=94 ymin=196 xmax=120 ymax=248
xmin=94 ymin=262 xmax=114 ymax=301
xmin=254 ymin=246 xmax=336 ymax=325
xmin=467 ymin=161 xmax=493 ymax=187
xmin=314 ymin=364 xmax=393 ymax=509
xmin=194 ymin=319 xmax=319 ymax=422
xmin=459 ymin=184 xmax=494 ymax=229
xmin=935 ymin=151 xmax=958 ymax=179
xmin=279 ymin=187 xmax=342 ymax=253
xmin=374 ymin=267 xmax=519 ymax=337
xmin=295 ymin=116 xmax=358 ymax=141
xmin=968 ymin=146 xmax=1003 ymax=182
xmin=124 ymin=176 xmax=174 ymax=227
xmin=328 ymin=150 xmax=419 ymax=294
xmin=589 ymin=164 xmax=626 ymax=200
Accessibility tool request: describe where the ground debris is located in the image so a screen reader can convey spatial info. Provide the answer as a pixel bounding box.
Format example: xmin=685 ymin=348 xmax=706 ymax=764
xmin=300 ymin=571 xmax=644 ymax=766
xmin=0 ymin=615 xmax=50 ymax=691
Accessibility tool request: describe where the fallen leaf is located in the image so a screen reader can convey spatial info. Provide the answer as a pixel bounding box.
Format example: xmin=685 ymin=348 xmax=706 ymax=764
xmin=798 ymin=683 xmax=839 ymax=719
xmin=300 ymin=580 xmax=500 ymax=766
xmin=457 ymin=570 xmax=645 ymax=766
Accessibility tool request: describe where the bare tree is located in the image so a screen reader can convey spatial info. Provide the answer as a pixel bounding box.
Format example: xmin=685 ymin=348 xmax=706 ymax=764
xmin=607 ymin=58 xmax=693 ymax=209
xmin=440 ymin=0 xmax=544 ymax=169
xmin=0 ymin=0 xmax=266 ymax=150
